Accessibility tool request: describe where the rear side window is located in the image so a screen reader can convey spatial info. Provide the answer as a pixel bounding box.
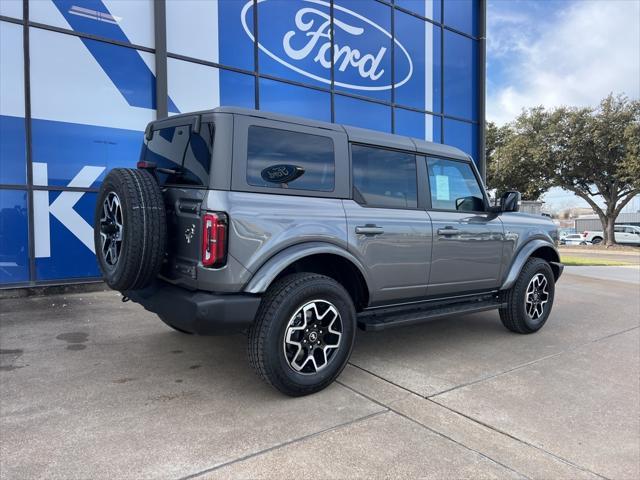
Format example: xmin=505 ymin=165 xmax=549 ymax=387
xmin=246 ymin=126 xmax=335 ymax=192
xmin=141 ymin=122 xmax=214 ymax=187
xmin=426 ymin=158 xmax=485 ymax=211
xmin=351 ymin=144 xmax=417 ymax=209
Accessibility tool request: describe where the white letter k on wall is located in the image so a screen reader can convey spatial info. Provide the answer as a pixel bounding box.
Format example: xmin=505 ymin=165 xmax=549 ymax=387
xmin=33 ymin=163 xmax=105 ymax=258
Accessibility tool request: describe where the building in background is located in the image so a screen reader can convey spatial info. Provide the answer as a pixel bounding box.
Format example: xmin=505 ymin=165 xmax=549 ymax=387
xmin=0 ymin=0 xmax=484 ymax=287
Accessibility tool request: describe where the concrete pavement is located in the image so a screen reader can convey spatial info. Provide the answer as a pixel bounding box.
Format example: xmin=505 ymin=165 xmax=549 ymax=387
xmin=1 ymin=268 xmax=638 ymax=479
xmin=563 ymin=265 xmax=640 ymax=284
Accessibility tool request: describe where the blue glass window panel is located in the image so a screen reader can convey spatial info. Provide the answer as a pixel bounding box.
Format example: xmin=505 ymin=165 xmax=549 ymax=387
xmin=167 ymin=0 xmax=218 ymax=62
xmin=334 ymin=0 xmax=392 ymax=101
xmin=31 ymin=119 xmax=143 ymax=188
xmin=259 ymin=78 xmax=330 ymax=122
xmin=168 ymin=58 xmax=219 ymax=114
xmin=394 ymin=11 xmax=441 ymax=112
xmin=30 ymin=0 xmax=154 ymax=47
xmin=435 ymin=116 xmax=443 ymax=143
xmin=220 ymin=69 xmax=255 ymax=109
xmin=443 ymin=118 xmax=478 ymax=163
xmin=394 ymin=109 xmax=440 ymax=142
xmin=443 ymin=0 xmax=478 ymax=37
xmin=29 ymin=28 xmax=168 ymax=117
xmin=0 ymin=116 xmax=27 ymax=186
xmin=0 ymin=189 xmax=29 ymax=284
xmin=443 ymin=31 xmax=477 ymax=121
xmin=395 ymin=0 xmax=441 ymax=22
xmin=0 ymin=0 xmax=22 ymax=19
xmin=334 ymin=95 xmax=391 ymax=132
xmin=35 ymin=191 xmax=101 ymax=280
xmin=218 ymin=0 xmax=254 ymax=71
xmin=256 ymin=0 xmax=331 ymax=88
xmin=1 ymin=22 xmax=26 ymax=184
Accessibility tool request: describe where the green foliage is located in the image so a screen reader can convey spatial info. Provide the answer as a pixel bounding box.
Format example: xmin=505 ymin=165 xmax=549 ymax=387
xmin=485 ymin=93 xmax=640 ymax=245
xmin=486 ymin=109 xmax=552 ymax=200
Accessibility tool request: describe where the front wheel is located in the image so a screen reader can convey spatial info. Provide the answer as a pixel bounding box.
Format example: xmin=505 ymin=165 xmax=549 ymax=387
xmin=248 ymin=273 xmax=356 ymax=396
xmin=591 ymin=236 xmax=603 ymax=244
xmin=499 ymin=258 xmax=555 ymax=334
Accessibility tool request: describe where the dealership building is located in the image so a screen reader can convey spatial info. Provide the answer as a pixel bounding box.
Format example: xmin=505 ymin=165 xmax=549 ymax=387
xmin=0 ymin=0 xmax=485 ymax=286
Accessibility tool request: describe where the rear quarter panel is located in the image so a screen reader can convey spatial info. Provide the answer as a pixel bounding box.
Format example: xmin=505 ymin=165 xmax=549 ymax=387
xmin=206 ymin=191 xmax=349 ymax=275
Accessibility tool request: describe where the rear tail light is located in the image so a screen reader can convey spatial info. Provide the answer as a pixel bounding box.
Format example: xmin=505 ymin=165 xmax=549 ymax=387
xmin=202 ymin=212 xmax=227 ymax=267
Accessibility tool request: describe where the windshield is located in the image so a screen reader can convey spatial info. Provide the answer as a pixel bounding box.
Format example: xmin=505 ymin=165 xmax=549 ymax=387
xmin=141 ymin=122 xmax=214 ymax=187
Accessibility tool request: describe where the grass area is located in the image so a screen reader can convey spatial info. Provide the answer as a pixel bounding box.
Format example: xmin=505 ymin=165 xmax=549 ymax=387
xmin=560 ymin=255 xmax=632 ymax=266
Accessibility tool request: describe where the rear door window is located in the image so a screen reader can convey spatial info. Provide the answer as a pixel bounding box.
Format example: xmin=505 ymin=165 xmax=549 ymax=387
xmin=246 ymin=126 xmax=335 ymax=192
xmin=141 ymin=122 xmax=214 ymax=187
xmin=351 ymin=144 xmax=417 ymax=209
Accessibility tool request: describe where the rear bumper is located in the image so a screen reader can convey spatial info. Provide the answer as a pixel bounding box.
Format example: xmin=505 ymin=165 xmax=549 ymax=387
xmin=125 ymin=281 xmax=261 ymax=335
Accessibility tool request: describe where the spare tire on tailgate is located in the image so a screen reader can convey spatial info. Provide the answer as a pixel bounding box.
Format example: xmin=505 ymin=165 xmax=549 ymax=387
xmin=94 ymin=168 xmax=166 ymax=291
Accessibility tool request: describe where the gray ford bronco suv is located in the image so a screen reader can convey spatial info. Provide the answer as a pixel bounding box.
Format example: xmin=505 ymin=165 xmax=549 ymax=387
xmin=94 ymin=107 xmax=563 ymax=396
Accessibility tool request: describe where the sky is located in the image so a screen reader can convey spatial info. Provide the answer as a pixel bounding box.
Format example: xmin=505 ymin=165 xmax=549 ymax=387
xmin=486 ymin=0 xmax=640 ymax=211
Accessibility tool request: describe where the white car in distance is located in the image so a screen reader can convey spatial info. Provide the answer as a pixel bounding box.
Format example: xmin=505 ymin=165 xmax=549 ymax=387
xmin=580 ymin=225 xmax=640 ymax=245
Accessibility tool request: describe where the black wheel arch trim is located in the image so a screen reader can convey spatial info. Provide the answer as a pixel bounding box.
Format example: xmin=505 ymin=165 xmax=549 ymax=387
xmin=243 ymin=242 xmax=372 ymax=300
xmin=500 ymin=239 xmax=563 ymax=291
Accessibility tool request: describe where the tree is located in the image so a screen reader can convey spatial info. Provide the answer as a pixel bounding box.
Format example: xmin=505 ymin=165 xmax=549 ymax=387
xmin=546 ymin=94 xmax=640 ymax=245
xmin=486 ymin=109 xmax=552 ymax=200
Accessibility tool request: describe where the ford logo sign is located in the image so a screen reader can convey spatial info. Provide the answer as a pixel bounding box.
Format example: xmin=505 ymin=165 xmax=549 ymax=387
xmin=240 ymin=0 xmax=413 ymax=91
xmin=261 ymin=164 xmax=306 ymax=184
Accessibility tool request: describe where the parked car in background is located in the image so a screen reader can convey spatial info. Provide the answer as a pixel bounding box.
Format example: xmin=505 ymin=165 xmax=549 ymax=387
xmin=580 ymin=225 xmax=640 ymax=245
xmin=563 ymin=234 xmax=590 ymax=246
xmin=558 ymin=228 xmax=577 ymax=245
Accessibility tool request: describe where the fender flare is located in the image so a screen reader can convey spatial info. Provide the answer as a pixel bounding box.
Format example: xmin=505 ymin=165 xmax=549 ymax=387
xmin=500 ymin=239 xmax=561 ymax=290
xmin=243 ymin=242 xmax=372 ymax=297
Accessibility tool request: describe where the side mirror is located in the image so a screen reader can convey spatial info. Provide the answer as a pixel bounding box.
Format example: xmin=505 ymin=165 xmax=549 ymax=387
xmin=500 ymin=191 xmax=521 ymax=212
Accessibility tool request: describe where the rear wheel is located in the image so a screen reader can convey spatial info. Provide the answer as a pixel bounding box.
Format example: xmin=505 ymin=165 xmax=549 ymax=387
xmin=499 ymin=258 xmax=555 ymax=334
xmin=591 ymin=236 xmax=603 ymax=244
xmin=248 ymin=273 xmax=356 ymax=396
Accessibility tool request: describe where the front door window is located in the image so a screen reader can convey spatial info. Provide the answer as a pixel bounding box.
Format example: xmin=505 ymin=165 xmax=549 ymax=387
xmin=426 ymin=158 xmax=485 ymax=212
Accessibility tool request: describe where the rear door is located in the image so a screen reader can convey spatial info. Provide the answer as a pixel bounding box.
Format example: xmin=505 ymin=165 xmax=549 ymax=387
xmin=140 ymin=118 xmax=215 ymax=283
xmin=424 ymin=157 xmax=504 ymax=296
xmin=344 ymin=144 xmax=432 ymax=305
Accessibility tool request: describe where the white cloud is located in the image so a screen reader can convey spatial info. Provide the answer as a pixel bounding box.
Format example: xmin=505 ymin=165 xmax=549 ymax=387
xmin=487 ymin=0 xmax=640 ymax=125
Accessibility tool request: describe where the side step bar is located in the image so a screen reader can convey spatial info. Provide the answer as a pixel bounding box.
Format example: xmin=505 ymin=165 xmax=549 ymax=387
xmin=357 ymin=297 xmax=506 ymax=332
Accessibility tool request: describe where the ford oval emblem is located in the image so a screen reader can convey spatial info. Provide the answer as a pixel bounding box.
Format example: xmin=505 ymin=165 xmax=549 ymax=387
xmin=240 ymin=0 xmax=413 ymax=91
xmin=261 ymin=164 xmax=306 ymax=184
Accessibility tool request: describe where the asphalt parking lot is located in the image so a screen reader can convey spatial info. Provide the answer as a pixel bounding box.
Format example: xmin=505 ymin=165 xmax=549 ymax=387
xmin=1 ymin=267 xmax=639 ymax=479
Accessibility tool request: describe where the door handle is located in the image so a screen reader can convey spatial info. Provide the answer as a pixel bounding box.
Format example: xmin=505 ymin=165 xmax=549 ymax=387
xmin=355 ymin=225 xmax=384 ymax=235
xmin=437 ymin=227 xmax=460 ymax=236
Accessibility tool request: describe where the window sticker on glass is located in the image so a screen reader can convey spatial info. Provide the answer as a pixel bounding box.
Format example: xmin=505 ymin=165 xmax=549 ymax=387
xmin=435 ymin=175 xmax=450 ymax=200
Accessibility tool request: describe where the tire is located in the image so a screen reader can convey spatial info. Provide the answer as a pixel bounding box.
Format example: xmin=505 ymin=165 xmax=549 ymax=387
xmin=591 ymin=237 xmax=603 ymax=244
xmin=94 ymin=168 xmax=166 ymax=291
xmin=499 ymin=257 xmax=555 ymax=334
xmin=248 ymin=273 xmax=356 ymax=396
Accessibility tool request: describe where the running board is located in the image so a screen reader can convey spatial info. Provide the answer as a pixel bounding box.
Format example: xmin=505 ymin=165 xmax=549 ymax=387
xmin=357 ymin=298 xmax=506 ymax=332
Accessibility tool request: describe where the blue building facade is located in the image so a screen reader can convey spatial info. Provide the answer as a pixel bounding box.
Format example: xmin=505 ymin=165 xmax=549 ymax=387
xmin=0 ymin=0 xmax=484 ymax=286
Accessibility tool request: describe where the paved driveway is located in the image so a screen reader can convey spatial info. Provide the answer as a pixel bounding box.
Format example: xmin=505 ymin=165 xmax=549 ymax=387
xmin=1 ymin=269 xmax=638 ymax=479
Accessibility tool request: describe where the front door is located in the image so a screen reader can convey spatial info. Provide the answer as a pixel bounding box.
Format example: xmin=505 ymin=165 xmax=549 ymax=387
xmin=344 ymin=145 xmax=432 ymax=305
xmin=424 ymin=157 xmax=504 ymax=296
